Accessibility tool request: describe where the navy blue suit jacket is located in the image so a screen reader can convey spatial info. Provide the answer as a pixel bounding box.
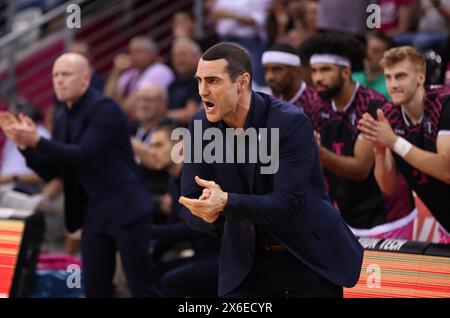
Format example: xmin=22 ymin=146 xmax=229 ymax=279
xmin=22 ymin=89 xmax=154 ymax=232
xmin=180 ymin=91 xmax=364 ymax=296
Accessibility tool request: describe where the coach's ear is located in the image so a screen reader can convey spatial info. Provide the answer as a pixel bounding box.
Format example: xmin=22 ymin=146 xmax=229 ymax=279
xmin=238 ymin=72 xmax=251 ymax=92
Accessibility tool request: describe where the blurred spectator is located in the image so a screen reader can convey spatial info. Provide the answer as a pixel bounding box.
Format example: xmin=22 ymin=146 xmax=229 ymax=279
xmin=0 ymin=98 xmax=49 ymax=194
xmin=208 ymin=0 xmax=272 ymax=87
xmin=0 ymin=98 xmax=63 ymax=241
xmin=286 ymin=0 xmax=319 ymax=47
xmin=266 ymin=0 xmax=294 ymax=47
xmin=137 ymin=120 xmax=182 ymax=226
xmin=15 ymin=0 xmax=67 ymax=12
xmin=67 ymin=40 xmax=105 ymax=92
xmin=167 ymin=37 xmax=202 ymax=126
xmin=377 ymin=0 xmax=418 ymax=37
xmin=131 ymin=84 xmax=168 ymax=148
xmin=393 ymin=0 xmax=450 ymax=52
xmin=143 ymin=121 xmax=220 ymax=298
xmin=352 ymin=33 xmax=396 ymax=99
xmin=104 ymin=36 xmax=174 ymax=119
xmin=318 ymin=0 xmax=369 ymax=40
xmin=10 ymin=6 xmax=42 ymax=50
xmin=130 ymin=84 xmax=171 ymax=207
xmin=171 ymin=10 xmax=219 ymax=59
xmin=172 ymin=10 xmax=196 ymax=39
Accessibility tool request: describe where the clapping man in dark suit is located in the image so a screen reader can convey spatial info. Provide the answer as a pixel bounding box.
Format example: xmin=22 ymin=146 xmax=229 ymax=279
xmin=0 ymin=53 xmax=158 ymax=298
xmin=178 ymin=43 xmax=364 ymax=298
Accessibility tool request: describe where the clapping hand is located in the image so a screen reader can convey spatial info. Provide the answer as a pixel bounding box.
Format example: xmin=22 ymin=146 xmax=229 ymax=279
xmin=0 ymin=111 xmax=39 ymax=149
xmin=358 ymin=109 xmax=398 ymax=150
xmin=179 ymin=176 xmax=227 ymax=223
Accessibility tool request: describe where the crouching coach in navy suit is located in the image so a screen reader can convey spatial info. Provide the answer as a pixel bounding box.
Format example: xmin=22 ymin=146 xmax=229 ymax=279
xmin=0 ymin=53 xmax=158 ymax=298
xmin=179 ymin=43 xmax=364 ymax=298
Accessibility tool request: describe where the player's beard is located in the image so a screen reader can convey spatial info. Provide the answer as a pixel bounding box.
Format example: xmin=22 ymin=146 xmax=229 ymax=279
xmin=317 ymin=74 xmax=344 ymax=100
xmin=269 ymin=81 xmax=289 ymax=96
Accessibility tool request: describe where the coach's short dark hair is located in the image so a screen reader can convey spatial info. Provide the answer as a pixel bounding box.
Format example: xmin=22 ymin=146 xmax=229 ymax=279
xmin=202 ymin=42 xmax=252 ymax=84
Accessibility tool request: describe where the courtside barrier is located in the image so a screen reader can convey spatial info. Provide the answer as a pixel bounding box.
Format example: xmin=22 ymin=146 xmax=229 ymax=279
xmin=0 ymin=208 xmax=44 ymax=298
xmin=344 ymin=238 xmax=450 ymax=297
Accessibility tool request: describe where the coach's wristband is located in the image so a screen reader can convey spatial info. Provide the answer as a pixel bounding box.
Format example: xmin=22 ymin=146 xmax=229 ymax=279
xmin=393 ymin=137 xmax=412 ymax=158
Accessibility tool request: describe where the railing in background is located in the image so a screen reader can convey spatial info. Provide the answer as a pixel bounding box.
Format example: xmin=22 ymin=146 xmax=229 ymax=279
xmin=0 ymin=0 xmax=209 ymax=114
xmin=0 ymin=0 xmax=88 ymax=102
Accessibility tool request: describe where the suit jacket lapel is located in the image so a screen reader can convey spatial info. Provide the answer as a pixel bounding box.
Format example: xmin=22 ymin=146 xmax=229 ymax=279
xmin=53 ymin=109 xmax=67 ymax=143
xmin=243 ymin=92 xmax=268 ymax=194
xmin=69 ymin=90 xmax=92 ymax=143
xmin=70 ymin=112 xmax=86 ymax=143
xmin=218 ymin=127 xmax=248 ymax=194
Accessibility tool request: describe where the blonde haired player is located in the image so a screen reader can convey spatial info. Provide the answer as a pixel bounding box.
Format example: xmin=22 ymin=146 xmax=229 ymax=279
xmin=359 ymin=46 xmax=450 ymax=243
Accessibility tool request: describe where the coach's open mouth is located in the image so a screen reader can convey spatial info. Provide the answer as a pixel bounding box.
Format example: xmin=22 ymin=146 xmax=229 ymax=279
xmin=204 ymin=101 xmax=215 ymax=109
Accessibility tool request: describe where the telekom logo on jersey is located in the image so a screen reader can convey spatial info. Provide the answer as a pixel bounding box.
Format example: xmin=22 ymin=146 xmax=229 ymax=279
xmin=332 ymin=142 xmax=345 ymax=155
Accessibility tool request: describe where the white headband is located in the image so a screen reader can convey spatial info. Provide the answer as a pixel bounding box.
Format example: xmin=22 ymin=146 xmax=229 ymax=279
xmin=262 ymin=51 xmax=301 ymax=66
xmin=310 ymin=54 xmax=351 ymax=68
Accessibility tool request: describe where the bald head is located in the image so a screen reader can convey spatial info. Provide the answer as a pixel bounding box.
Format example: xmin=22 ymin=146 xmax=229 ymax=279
xmin=52 ymin=53 xmax=92 ymax=107
xmin=54 ymin=53 xmax=91 ymax=72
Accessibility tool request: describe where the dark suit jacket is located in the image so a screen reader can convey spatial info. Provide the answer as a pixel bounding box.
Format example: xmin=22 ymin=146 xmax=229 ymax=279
xmin=22 ymin=88 xmax=154 ymax=232
xmin=180 ymin=91 xmax=364 ymax=296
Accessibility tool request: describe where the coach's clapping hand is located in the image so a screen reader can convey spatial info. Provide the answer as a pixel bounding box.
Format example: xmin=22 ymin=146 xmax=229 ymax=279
xmin=179 ymin=176 xmax=228 ymax=223
xmin=0 ymin=112 xmax=40 ymax=149
xmin=0 ymin=111 xmax=20 ymax=141
xmin=0 ymin=112 xmax=40 ymax=148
